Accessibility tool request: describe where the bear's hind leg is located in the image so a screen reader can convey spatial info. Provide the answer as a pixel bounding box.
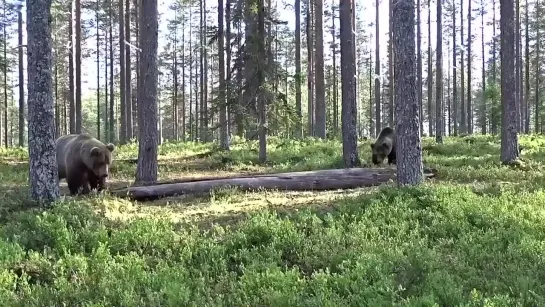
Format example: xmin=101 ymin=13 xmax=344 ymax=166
xmin=387 ymin=148 xmax=397 ymax=165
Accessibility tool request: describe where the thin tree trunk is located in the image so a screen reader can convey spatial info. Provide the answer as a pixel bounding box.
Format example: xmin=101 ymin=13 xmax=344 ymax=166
xmin=314 ymin=0 xmax=326 ymax=138
xmin=125 ymin=0 xmax=133 ymax=140
xmin=374 ymin=0 xmax=380 ymax=135
xmin=257 ymin=0 xmax=266 ymax=162
xmin=460 ymin=1 xmax=466 ymax=134
xmin=218 ymin=0 xmax=228 ymax=149
xmin=525 ymin=0 xmax=530 ymax=133
xmin=295 ymin=0 xmax=302 ymax=138
xmin=332 ymin=4 xmax=338 ymax=136
xmin=17 ymin=5 xmax=24 ymax=146
xmin=109 ymin=0 xmax=115 ymax=143
xmin=69 ymin=0 xmax=75 ymax=134
xmin=417 ymin=0 xmax=423 ymax=135
xmin=96 ymin=3 xmax=101 ymax=140
xmin=452 ymin=0 xmax=458 ymax=135
xmin=427 ymin=0 xmax=433 ymax=136
xmin=435 ymin=0 xmax=443 ymax=143
xmin=481 ymin=0 xmax=486 ymax=134
xmin=306 ymin=0 xmax=314 ymax=136
xmin=75 ymin=0 xmax=82 ymax=133
xmin=119 ymin=0 xmax=126 ymax=143
xmin=467 ymin=0 xmax=472 ymax=134
xmin=133 ymin=0 xmax=139 ymax=137
xmin=388 ymin=0 xmax=394 ymax=128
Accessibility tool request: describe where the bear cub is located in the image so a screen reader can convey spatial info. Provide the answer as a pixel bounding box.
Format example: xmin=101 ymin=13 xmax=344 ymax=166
xmin=370 ymin=127 xmax=396 ymax=165
xmin=56 ymin=133 xmax=115 ymax=195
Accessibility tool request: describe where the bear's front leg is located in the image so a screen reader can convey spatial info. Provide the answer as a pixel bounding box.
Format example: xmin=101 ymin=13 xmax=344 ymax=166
xmin=66 ymin=170 xmax=85 ymax=195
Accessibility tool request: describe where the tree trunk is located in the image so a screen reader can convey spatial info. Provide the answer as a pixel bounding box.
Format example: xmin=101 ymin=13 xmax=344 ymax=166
xmin=113 ymin=167 xmax=436 ymax=200
xmin=69 ymin=0 xmax=75 ymax=134
xmin=340 ymin=0 xmax=360 ymax=167
xmin=332 ymin=5 xmax=338 ymax=136
xmin=388 ymin=0 xmax=394 ymax=128
xmin=133 ymin=0 xmax=139 ymax=138
xmin=295 ymin=0 xmax=302 ymax=138
xmin=500 ymin=0 xmax=519 ymax=163
xmin=427 ymin=0 xmax=433 ymax=136
xmin=17 ymin=6 xmax=24 ymax=146
xmin=27 ymin=0 xmax=60 ymax=204
xmin=75 ymin=0 xmax=82 ymax=133
xmin=258 ymin=0 xmax=267 ymax=162
xmin=393 ymin=0 xmax=423 ymax=185
xmin=452 ymin=1 xmax=457 ymax=136
xmin=525 ymin=0 xmax=530 ymax=133
xmin=481 ymin=0 xmax=486 ymax=134
xmin=119 ymin=0 xmax=127 ymax=144
xmin=96 ymin=3 xmax=101 ymax=140
xmin=313 ymin=0 xmax=326 ymax=138
xmin=374 ymin=0 xmax=380 ymax=135
xmin=136 ymin=0 xmax=159 ymax=184
xmin=109 ymin=0 xmax=115 ymax=143
xmin=467 ymin=0 xmax=472 ymax=134
xmin=460 ymin=2 xmax=466 ymax=134
xmin=218 ymin=0 xmax=228 ymax=150
xmin=125 ymin=0 xmax=133 ymax=140
xmin=435 ymin=0 xmax=443 ymax=143
xmin=306 ymin=0 xmax=314 ymax=136
xmin=417 ymin=0 xmax=423 ymax=135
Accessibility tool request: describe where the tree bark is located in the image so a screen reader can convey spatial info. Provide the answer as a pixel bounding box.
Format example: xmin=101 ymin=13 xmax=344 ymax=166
xmin=218 ymin=0 xmax=229 ymax=149
xmin=374 ymin=0 xmax=381 ymax=135
xmin=452 ymin=2 xmax=457 ymax=135
xmin=112 ymin=167 xmax=437 ymax=200
xmin=27 ymin=0 xmax=60 ymax=204
xmin=467 ymin=0 xmax=472 ymax=134
xmin=75 ymin=0 xmax=82 ymax=133
xmin=340 ymin=0 xmax=360 ymax=167
xmin=69 ymin=0 xmax=75 ymax=134
xmin=136 ymin=0 xmax=159 ymax=184
xmin=435 ymin=0 xmax=443 ymax=143
xmin=393 ymin=0 xmax=423 ymax=185
xmin=119 ymin=0 xmax=127 ymax=144
xmin=294 ymin=0 xmax=302 ymax=138
xmin=313 ymin=0 xmax=326 ymax=138
xmin=125 ymin=0 xmax=133 ymax=140
xmin=17 ymin=5 xmax=24 ymax=146
xmin=500 ymin=0 xmax=519 ymax=163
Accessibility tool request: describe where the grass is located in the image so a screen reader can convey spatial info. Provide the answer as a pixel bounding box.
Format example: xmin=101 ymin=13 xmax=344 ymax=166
xmin=0 ymin=134 xmax=545 ymax=305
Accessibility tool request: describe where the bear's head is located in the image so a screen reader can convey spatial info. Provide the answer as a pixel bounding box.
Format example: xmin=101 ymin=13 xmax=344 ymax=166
xmin=88 ymin=143 xmax=115 ymax=179
xmin=370 ymin=142 xmax=390 ymax=165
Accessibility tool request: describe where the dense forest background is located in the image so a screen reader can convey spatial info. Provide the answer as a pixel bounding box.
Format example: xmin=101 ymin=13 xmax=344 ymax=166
xmin=0 ymin=0 xmax=534 ymax=147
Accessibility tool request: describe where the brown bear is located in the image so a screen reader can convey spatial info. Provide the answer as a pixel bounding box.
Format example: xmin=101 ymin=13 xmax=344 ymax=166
xmin=56 ymin=133 xmax=115 ymax=195
xmin=370 ymin=127 xmax=396 ymax=165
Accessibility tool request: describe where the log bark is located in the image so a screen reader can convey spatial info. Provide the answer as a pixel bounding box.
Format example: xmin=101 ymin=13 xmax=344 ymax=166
xmin=111 ymin=167 xmax=437 ymax=201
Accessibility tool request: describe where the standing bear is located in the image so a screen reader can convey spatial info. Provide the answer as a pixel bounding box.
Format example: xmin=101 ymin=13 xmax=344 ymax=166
xmin=56 ymin=133 xmax=115 ymax=195
xmin=370 ymin=127 xmax=396 ymax=165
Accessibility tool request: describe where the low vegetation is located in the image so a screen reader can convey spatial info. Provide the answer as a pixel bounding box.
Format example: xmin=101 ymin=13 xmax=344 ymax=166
xmin=0 ymin=135 xmax=545 ymax=305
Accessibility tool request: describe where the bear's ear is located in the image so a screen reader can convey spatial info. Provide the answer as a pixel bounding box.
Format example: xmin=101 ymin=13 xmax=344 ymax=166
xmin=90 ymin=147 xmax=101 ymax=156
xmin=106 ymin=143 xmax=115 ymax=152
xmin=381 ymin=143 xmax=389 ymax=149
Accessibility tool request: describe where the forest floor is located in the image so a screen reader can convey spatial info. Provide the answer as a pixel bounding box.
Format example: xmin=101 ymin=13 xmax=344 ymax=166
xmin=1 ymin=135 xmax=545 ymax=305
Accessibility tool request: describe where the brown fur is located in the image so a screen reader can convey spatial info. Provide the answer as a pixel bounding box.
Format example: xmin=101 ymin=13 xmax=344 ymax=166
xmin=56 ymin=133 xmax=115 ymax=195
xmin=370 ymin=127 xmax=396 ymax=165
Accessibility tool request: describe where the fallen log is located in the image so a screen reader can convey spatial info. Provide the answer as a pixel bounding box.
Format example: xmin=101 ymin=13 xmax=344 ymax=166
xmin=111 ymin=167 xmax=437 ymax=201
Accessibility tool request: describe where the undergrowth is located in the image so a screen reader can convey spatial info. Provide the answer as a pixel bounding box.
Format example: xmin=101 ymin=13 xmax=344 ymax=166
xmin=0 ymin=134 xmax=544 ymax=305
